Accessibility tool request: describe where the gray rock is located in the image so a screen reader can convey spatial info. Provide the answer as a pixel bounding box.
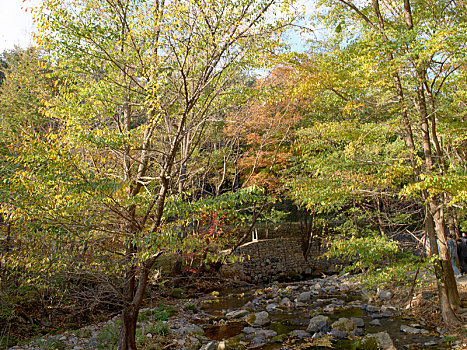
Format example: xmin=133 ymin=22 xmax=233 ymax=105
xmin=243 ymin=327 xmax=257 ymax=335
xmin=331 ymin=327 xmax=348 ymax=339
xmin=226 ymin=309 xmax=249 ymax=319
xmin=361 ymin=331 xmax=396 ymax=350
xmin=251 ymin=330 xmax=276 ymax=346
xmin=291 ymin=330 xmax=311 ymax=339
xmin=323 ymin=304 xmax=337 ymax=312
xmin=351 ymin=328 xmax=365 ymax=336
xmin=180 ymin=324 xmax=205 ymax=336
xmin=306 ymin=315 xmax=330 ymax=333
xmin=246 ymin=311 xmax=269 ymax=327
xmin=365 ymin=305 xmax=380 ymax=313
xmin=351 ymin=317 xmax=365 ymax=328
xmin=400 ymin=325 xmax=422 ymax=334
xmin=381 ymin=310 xmax=394 ymax=318
xmin=297 ymin=291 xmax=312 ymax=302
xmin=200 ymin=342 xmax=218 ymax=350
xmin=243 ymin=301 xmax=254 ymax=309
xmin=378 ymin=290 xmax=393 ymax=300
xmin=332 ymin=318 xmax=356 ymax=332
xmin=424 ymin=341 xmax=437 ymax=346
xmin=265 ymin=303 xmax=278 ymax=312
xmin=280 ymin=297 xmax=293 ymax=307
xmin=369 ymin=319 xmax=381 ymax=326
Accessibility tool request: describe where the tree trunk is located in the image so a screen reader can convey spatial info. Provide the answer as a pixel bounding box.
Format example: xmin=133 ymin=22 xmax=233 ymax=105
xmin=418 ymin=82 xmax=461 ymax=323
xmin=429 ymin=200 xmax=460 ymax=310
xmin=300 ymin=209 xmax=314 ymax=262
xmin=118 ymin=304 xmax=138 ymax=350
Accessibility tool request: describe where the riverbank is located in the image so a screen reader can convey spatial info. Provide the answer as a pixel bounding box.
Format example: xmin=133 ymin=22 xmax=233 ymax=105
xmin=6 ymin=273 xmax=467 ymax=350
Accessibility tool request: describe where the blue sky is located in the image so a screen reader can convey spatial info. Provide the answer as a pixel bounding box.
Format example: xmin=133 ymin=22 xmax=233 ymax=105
xmin=0 ymin=0 xmax=319 ymax=53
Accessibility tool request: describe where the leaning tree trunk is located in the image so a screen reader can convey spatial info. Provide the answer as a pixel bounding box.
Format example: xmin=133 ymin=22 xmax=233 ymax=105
xmin=418 ymin=82 xmax=461 ymax=325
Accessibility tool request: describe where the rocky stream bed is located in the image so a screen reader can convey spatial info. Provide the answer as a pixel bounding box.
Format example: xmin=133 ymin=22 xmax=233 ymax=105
xmin=7 ymin=274 xmax=466 ymax=350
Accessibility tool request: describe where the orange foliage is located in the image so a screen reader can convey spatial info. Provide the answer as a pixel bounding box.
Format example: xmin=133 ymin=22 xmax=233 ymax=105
xmin=225 ymin=67 xmax=304 ymax=193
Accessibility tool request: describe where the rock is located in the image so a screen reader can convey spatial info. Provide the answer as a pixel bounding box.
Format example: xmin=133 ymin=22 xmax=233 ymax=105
xmin=246 ymin=311 xmax=269 ymax=327
xmin=351 ymin=328 xmax=365 ymax=336
xmin=291 ymin=330 xmax=311 ymax=338
xmin=400 ymin=325 xmax=422 ymax=334
xmin=306 ymin=315 xmax=330 ymax=333
xmin=243 ymin=301 xmax=254 ymax=309
xmin=280 ymin=297 xmax=293 ymax=307
xmin=360 ymin=331 xmax=396 ymax=350
xmin=378 ymin=289 xmax=393 ymax=300
xmin=331 ymin=327 xmax=348 ymax=339
xmin=242 ymin=327 xmax=257 ymax=335
xmin=250 ymin=330 xmax=277 ymax=346
xmin=225 ymin=335 xmax=248 ymax=350
xmin=424 ymin=341 xmax=437 ymax=346
xmin=180 ymin=324 xmax=205 ymax=336
xmin=365 ymin=305 xmax=380 ymax=313
xmin=369 ymin=319 xmax=381 ymax=326
xmin=323 ymin=304 xmax=337 ymax=312
xmin=351 ymin=317 xmax=365 ymax=328
xmin=297 ymin=291 xmax=312 ymax=302
xmin=381 ymin=310 xmax=394 ymax=318
xmin=265 ymin=303 xmax=278 ymax=312
xmin=225 ymin=310 xmax=249 ymax=319
xmin=331 ymin=318 xmax=356 ymax=332
xmin=200 ymin=342 xmax=218 ymax=350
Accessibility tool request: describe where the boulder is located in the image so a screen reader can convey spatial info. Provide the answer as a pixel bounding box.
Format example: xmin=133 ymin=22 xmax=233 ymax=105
xmin=280 ymin=297 xmax=293 ymax=307
xmin=226 ymin=310 xmax=249 ymax=319
xmin=291 ymin=330 xmax=311 ymax=339
xmin=359 ymin=332 xmax=396 ymax=350
xmin=246 ymin=311 xmax=269 ymax=327
xmin=306 ymin=315 xmax=330 ymax=333
xmin=378 ymin=290 xmax=393 ymax=300
xmin=297 ymin=291 xmax=312 ymax=302
xmin=351 ymin=317 xmax=365 ymax=328
xmin=200 ymin=342 xmax=218 ymax=350
xmin=331 ymin=318 xmax=356 ymax=332
xmin=179 ymin=324 xmax=205 ymax=336
xmin=331 ymin=327 xmax=348 ymax=339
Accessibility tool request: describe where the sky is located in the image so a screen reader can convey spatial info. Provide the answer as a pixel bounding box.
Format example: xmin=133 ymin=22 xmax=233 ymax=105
xmin=0 ymin=0 xmax=40 ymax=52
xmin=0 ymin=0 xmax=319 ymax=54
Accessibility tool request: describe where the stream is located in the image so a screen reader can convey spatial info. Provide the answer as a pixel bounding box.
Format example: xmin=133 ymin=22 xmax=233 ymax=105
xmin=177 ymin=275 xmax=455 ymax=349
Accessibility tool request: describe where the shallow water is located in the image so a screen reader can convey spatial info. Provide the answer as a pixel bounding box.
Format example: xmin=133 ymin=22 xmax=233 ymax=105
xmin=199 ymin=281 xmax=452 ymax=349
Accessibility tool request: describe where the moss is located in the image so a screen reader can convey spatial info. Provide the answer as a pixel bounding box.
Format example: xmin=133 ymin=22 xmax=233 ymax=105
xmin=245 ymin=314 xmax=256 ymax=324
xmin=356 ymin=337 xmax=380 ymax=350
xmin=271 ymin=334 xmax=288 ymax=342
xmin=269 ymin=322 xmax=290 ymax=335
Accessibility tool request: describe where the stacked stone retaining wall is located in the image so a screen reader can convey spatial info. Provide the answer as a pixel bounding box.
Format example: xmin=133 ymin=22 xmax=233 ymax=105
xmin=232 ymin=237 xmax=340 ymax=283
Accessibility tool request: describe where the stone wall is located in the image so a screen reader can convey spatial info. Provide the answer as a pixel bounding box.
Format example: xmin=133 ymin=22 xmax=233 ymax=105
xmin=231 ymin=237 xmax=340 ymax=283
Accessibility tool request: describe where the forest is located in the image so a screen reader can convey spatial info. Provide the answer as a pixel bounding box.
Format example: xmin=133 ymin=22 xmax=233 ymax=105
xmin=0 ymin=0 xmax=466 ymax=349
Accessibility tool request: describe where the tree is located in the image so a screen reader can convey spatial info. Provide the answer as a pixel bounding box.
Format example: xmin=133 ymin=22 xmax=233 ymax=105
xmin=2 ymin=0 xmax=297 ymax=348
xmin=294 ymin=0 xmax=467 ymax=325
